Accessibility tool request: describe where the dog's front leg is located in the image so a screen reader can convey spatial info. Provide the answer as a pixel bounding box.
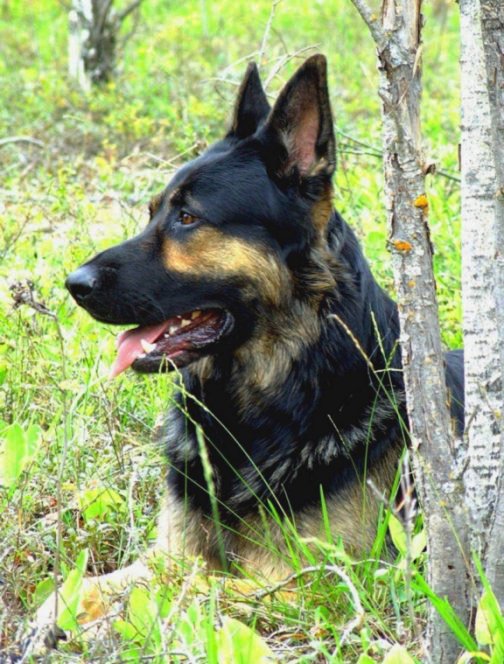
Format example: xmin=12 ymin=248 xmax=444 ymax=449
xmin=22 ymin=556 xmax=153 ymax=657
xmin=19 ymin=489 xmax=204 ymax=658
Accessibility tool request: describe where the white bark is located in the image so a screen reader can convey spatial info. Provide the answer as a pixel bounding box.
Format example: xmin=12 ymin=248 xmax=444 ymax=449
xmin=482 ymin=1 xmax=504 ymax=606
xmin=69 ymin=2 xmax=93 ymax=93
xmin=68 ymin=0 xmax=143 ymax=91
xmin=460 ymin=0 xmax=504 ymax=607
xmin=349 ymin=1 xmax=470 ymax=660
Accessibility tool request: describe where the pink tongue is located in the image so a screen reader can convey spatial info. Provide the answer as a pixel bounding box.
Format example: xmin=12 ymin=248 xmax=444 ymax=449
xmin=109 ymin=321 xmax=170 ymax=378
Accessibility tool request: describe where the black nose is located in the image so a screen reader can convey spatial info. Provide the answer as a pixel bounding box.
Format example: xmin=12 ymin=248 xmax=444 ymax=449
xmin=65 ymin=265 xmax=98 ymax=301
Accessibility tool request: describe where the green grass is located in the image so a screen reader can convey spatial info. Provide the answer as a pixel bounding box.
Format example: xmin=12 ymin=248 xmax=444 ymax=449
xmin=0 ymin=0 xmax=466 ymax=661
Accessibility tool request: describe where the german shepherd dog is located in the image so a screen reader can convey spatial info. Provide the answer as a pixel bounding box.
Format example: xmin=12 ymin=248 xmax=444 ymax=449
xmin=36 ymin=54 xmax=464 ymax=641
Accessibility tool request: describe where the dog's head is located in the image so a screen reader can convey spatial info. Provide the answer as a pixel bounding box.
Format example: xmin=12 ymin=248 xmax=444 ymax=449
xmin=66 ymin=55 xmax=337 ymax=377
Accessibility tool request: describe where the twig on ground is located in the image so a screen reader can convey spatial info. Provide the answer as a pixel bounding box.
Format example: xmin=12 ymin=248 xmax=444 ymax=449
xmin=0 ymin=136 xmax=44 ymax=149
xmin=254 ymin=564 xmax=364 ymax=647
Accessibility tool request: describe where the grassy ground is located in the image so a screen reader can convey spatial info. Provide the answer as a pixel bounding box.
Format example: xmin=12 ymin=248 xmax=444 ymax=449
xmin=1 ymin=0 xmax=464 ymax=661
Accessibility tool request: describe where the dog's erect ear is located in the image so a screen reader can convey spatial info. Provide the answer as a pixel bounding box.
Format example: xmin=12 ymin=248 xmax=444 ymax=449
xmin=264 ymin=55 xmax=335 ymax=179
xmin=227 ymin=62 xmax=270 ymax=139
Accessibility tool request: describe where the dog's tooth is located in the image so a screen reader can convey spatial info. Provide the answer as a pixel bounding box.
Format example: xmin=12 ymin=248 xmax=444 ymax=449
xmin=181 ymin=318 xmax=191 ymax=328
xmin=141 ymin=339 xmax=156 ymax=354
xmin=191 ymin=310 xmax=201 ymax=319
xmin=138 ymin=353 xmax=146 ymax=359
xmin=169 ymin=325 xmax=178 ymax=335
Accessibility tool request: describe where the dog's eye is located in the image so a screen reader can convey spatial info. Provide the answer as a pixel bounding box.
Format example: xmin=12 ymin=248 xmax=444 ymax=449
xmin=179 ymin=212 xmax=199 ymax=226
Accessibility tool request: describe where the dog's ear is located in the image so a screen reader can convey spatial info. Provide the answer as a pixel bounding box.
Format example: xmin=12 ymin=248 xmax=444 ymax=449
xmin=263 ymin=55 xmax=335 ymax=179
xmin=227 ymin=62 xmax=270 ymax=139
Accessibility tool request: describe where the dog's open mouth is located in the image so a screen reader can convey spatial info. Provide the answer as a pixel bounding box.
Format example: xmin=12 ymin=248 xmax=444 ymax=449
xmin=109 ymin=309 xmax=232 ymax=378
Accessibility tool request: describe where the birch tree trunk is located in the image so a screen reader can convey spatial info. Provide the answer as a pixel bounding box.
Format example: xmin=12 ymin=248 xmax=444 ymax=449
xmin=481 ymin=0 xmax=504 ymax=608
xmin=349 ymin=1 xmax=470 ymax=660
xmin=460 ymin=0 xmax=504 ymax=607
xmin=68 ymin=0 xmax=143 ymax=92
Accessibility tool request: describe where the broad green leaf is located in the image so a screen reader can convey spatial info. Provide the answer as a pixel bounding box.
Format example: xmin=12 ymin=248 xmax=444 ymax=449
xmin=410 ymin=529 xmax=427 ymax=561
xmin=216 ymin=616 xmax=277 ymax=664
xmin=57 ymin=549 xmax=88 ymax=631
xmin=77 ymin=485 xmax=125 ymax=522
xmin=119 ymin=646 xmax=141 ymax=662
xmin=382 ymin=644 xmax=415 ymax=664
xmin=397 ymin=529 xmax=426 ymax=571
xmin=75 ymin=549 xmax=89 ymax=575
xmin=179 ymin=598 xmax=205 ymax=647
xmin=357 ymin=655 xmax=377 ymax=664
xmin=128 ymin=586 xmax=155 ymax=631
xmin=127 ymin=586 xmax=161 ymax=647
xmin=61 ymin=559 xmax=70 ymax=580
xmin=1 ymin=422 xmax=41 ymax=487
xmin=388 ymin=514 xmax=407 ymax=557
xmin=475 ymin=589 xmax=504 ymax=664
xmin=206 ymin=590 xmax=219 ymax=664
xmin=114 ymin=619 xmax=141 ymax=643
xmin=473 ymin=555 xmax=504 ymax=661
xmin=490 ymin=642 xmax=504 ymax=664
xmin=33 ymin=577 xmax=56 ymax=608
xmin=476 ymin=591 xmax=494 ymax=645
xmin=155 ymin=587 xmax=172 ymax=619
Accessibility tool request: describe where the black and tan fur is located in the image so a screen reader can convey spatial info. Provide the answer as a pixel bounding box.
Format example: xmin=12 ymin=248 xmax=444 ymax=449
xmin=35 ymin=55 xmax=464 ymax=640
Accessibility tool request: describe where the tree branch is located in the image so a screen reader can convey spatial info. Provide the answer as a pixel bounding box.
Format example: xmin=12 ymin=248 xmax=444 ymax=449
xmin=118 ymin=0 xmax=143 ymax=22
xmin=96 ymin=0 xmax=114 ymax=35
xmin=349 ymin=0 xmax=387 ymax=49
xmin=258 ymin=0 xmax=282 ymax=67
xmin=335 ymin=129 xmax=461 ymax=182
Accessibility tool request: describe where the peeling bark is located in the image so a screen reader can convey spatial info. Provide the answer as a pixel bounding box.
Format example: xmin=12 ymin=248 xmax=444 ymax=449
xmin=68 ymin=0 xmax=143 ymax=92
xmin=349 ymin=1 xmax=470 ymax=660
xmin=483 ymin=0 xmax=504 ymax=608
xmin=460 ymin=0 xmax=504 ymax=607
